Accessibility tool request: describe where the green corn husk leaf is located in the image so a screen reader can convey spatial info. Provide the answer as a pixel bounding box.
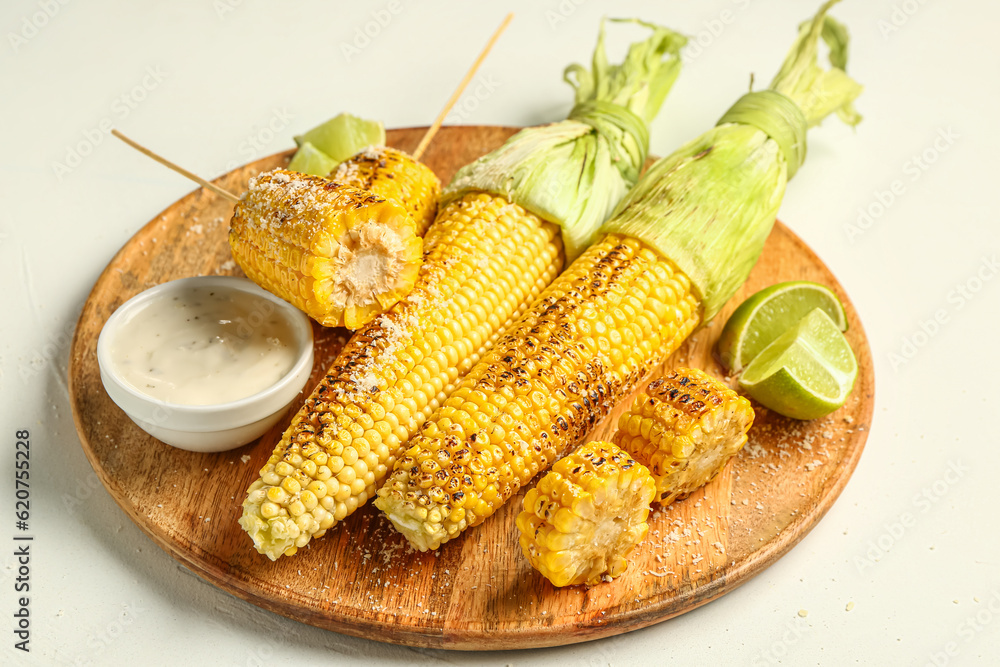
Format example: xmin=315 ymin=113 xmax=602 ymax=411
xmin=442 ymin=19 xmax=687 ymax=262
xmin=601 ymin=0 xmax=863 ymax=321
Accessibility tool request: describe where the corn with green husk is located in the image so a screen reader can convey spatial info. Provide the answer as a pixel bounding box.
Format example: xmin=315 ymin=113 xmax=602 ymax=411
xmin=376 ymin=0 xmax=863 ymax=552
xmin=239 ymin=20 xmax=687 ymax=560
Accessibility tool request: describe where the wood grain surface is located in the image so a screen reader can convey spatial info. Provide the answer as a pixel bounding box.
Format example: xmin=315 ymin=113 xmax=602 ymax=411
xmin=68 ymin=125 xmax=874 ymax=650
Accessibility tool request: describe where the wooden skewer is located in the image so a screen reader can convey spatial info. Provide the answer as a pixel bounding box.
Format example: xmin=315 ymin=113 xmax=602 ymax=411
xmin=111 ymin=129 xmax=240 ymax=203
xmin=411 ymin=12 xmax=513 ymax=160
xmin=112 ymin=14 xmax=513 ymax=198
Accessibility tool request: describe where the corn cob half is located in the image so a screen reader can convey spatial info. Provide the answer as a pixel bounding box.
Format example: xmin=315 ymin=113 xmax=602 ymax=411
xmin=239 ymin=193 xmax=563 ymax=559
xmin=613 ymin=368 xmax=754 ymax=506
xmin=516 ymin=441 xmax=655 ymax=587
xmin=229 ymin=169 xmax=427 ymax=330
xmin=375 ymin=234 xmax=701 ymax=551
xmin=331 ymin=146 xmax=440 ymax=237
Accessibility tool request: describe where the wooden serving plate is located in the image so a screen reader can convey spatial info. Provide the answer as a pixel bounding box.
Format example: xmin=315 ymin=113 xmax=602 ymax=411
xmin=69 ymin=126 xmax=874 ymax=650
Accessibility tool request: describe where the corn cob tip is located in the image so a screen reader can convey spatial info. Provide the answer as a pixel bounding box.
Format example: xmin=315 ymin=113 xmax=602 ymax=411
xmin=374 ymin=471 xmax=453 ymax=553
xmin=239 ymin=439 xmax=369 ymax=560
xmin=613 ymin=367 xmax=754 ymax=506
xmin=516 ymin=441 xmax=655 ymax=587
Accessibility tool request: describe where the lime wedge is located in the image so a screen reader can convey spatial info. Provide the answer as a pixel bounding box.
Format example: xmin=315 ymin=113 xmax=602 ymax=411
xmin=293 ymin=113 xmax=385 ymax=163
xmin=286 ymin=141 xmax=338 ymax=177
xmin=717 ymin=281 xmax=848 ymax=373
xmin=738 ymin=308 xmax=857 ymax=420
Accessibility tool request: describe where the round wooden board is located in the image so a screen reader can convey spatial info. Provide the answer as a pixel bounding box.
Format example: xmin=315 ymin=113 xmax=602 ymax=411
xmin=69 ymin=125 xmax=874 ymax=650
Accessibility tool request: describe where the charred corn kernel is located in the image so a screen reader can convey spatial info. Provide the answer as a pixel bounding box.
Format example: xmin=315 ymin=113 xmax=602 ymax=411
xmin=239 ymin=193 xmax=564 ymax=560
xmin=229 ymin=169 xmax=425 ymax=330
xmin=331 ymin=146 xmax=440 ymax=237
xmin=375 ymin=234 xmax=701 ymax=551
xmin=516 ymin=441 xmax=655 ymax=587
xmin=612 ymin=367 xmax=754 ymax=506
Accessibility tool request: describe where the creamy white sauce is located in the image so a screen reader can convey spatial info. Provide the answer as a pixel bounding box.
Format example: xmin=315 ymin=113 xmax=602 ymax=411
xmin=111 ymin=286 xmax=298 ymax=405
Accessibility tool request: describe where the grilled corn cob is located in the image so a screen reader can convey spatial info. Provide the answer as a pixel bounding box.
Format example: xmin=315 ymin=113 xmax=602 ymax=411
xmin=229 ymin=169 xmax=428 ymax=330
xmin=239 ymin=22 xmax=687 ymax=560
xmin=613 ymin=368 xmax=754 ymax=506
xmin=376 ymin=235 xmax=699 ymax=550
xmin=331 ymin=146 xmax=440 ymax=236
xmin=238 ymin=194 xmax=563 ymax=559
xmin=516 ymin=441 xmax=655 ymax=587
xmin=376 ymin=2 xmax=862 ymax=551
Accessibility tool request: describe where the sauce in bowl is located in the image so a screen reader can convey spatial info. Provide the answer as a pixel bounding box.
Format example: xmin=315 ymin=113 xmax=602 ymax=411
xmin=110 ymin=284 xmax=299 ymax=405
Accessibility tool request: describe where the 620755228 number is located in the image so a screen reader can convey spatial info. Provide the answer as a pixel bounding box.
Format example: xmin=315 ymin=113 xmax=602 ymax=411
xmin=15 ymin=429 xmax=30 ymax=530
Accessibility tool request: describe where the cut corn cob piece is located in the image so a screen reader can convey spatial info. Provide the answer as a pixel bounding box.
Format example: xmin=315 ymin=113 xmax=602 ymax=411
xmin=613 ymin=367 xmax=754 ymax=506
xmin=375 ymin=234 xmax=701 ymax=551
xmin=229 ymin=169 xmax=426 ymax=330
xmin=331 ymin=146 xmax=440 ymax=237
xmin=239 ymin=192 xmax=564 ymax=560
xmin=516 ymin=441 xmax=655 ymax=587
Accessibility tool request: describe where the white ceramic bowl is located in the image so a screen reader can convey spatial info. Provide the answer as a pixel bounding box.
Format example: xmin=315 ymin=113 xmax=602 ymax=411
xmin=97 ymin=276 xmax=313 ymax=452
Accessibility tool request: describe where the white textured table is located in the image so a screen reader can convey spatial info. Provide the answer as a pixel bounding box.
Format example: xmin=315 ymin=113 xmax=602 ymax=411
xmin=2 ymin=1 xmax=998 ymax=664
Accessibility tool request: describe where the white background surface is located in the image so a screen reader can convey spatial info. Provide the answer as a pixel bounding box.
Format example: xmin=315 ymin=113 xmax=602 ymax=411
xmin=2 ymin=0 xmax=998 ymax=665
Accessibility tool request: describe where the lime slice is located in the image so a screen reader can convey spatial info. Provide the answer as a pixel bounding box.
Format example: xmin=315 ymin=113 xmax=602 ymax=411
xmin=717 ymin=281 xmax=847 ymax=373
xmin=286 ymin=141 xmax=338 ymax=177
xmin=738 ymin=308 xmax=857 ymax=420
xmin=293 ymin=113 xmax=385 ymax=163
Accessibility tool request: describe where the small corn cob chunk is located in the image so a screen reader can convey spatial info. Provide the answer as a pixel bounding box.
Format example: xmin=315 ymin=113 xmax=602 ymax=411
xmin=516 ymin=441 xmax=655 ymax=587
xmin=330 ymin=146 xmax=440 ymax=237
xmin=229 ymin=168 xmax=427 ymax=330
xmin=613 ymin=367 xmax=754 ymax=506
xmin=375 ymin=234 xmax=701 ymax=551
xmin=238 ymin=192 xmax=564 ymax=559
